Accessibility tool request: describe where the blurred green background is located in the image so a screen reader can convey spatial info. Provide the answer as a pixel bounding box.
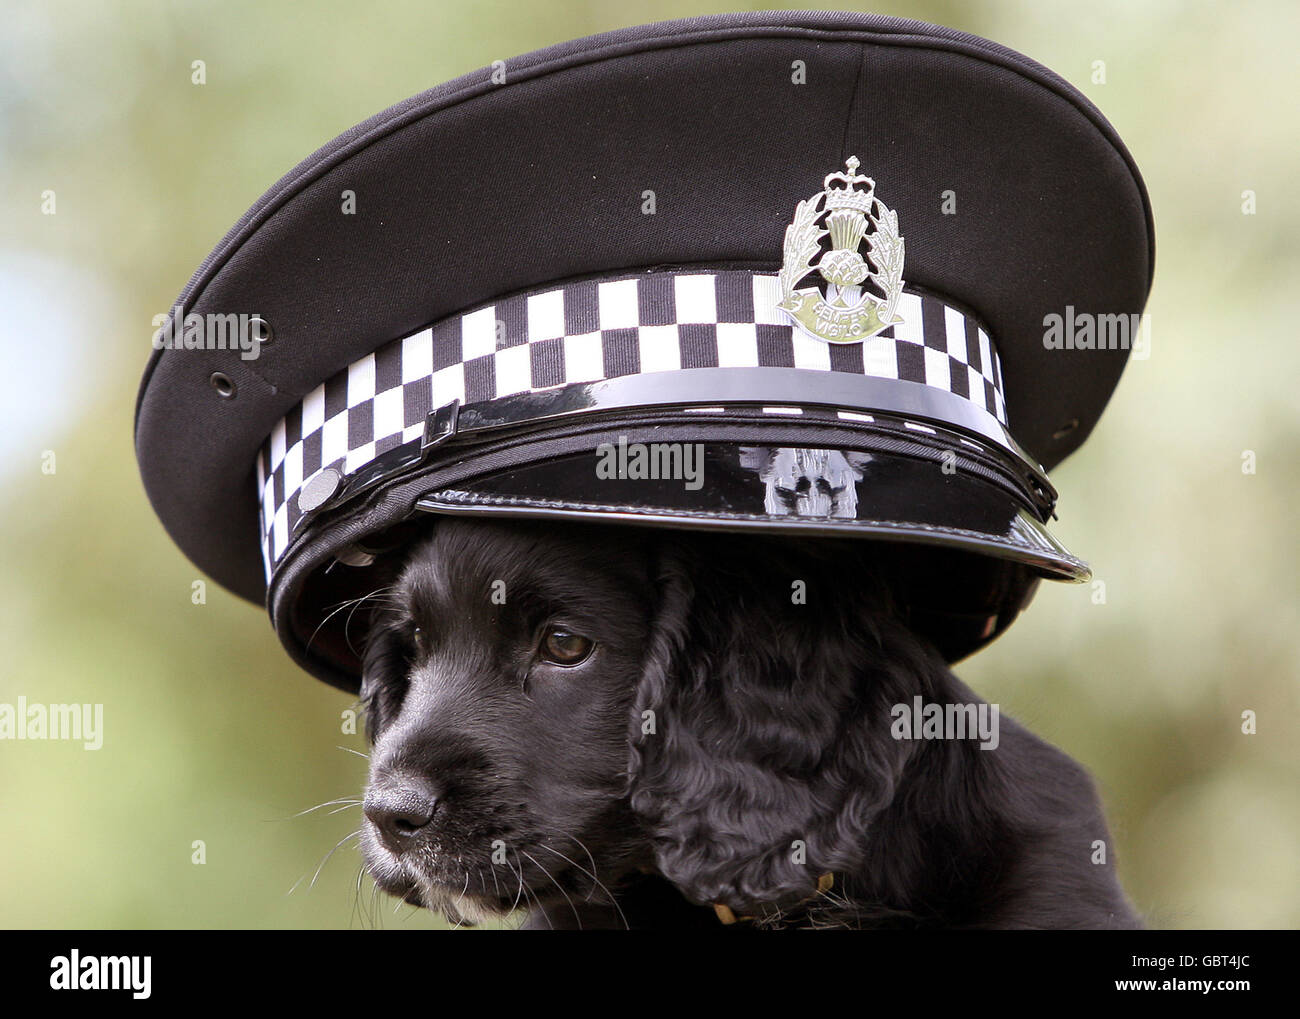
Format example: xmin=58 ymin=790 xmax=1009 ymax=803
xmin=1 ymin=0 xmax=1296 ymax=929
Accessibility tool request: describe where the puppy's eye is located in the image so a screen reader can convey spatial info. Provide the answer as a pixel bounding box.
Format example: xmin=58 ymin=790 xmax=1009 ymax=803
xmin=412 ymin=626 xmax=427 ymax=655
xmin=540 ymin=628 xmax=594 ymax=666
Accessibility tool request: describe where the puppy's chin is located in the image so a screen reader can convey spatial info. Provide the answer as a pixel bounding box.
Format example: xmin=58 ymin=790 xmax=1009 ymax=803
xmin=369 ymin=860 xmax=513 ymax=927
xmin=360 ymin=831 xmax=510 ymax=926
xmin=409 ymin=880 xmax=508 ymax=927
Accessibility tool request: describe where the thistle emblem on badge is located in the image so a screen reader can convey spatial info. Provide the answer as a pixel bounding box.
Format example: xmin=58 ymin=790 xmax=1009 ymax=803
xmin=778 ymin=156 xmax=905 ymax=344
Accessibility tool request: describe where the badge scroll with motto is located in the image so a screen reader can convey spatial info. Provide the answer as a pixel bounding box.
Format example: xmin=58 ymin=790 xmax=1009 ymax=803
xmin=779 ymin=156 xmax=906 ymax=345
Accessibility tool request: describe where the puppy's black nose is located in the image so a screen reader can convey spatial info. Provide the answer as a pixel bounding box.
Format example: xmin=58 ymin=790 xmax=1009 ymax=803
xmin=364 ymin=779 xmax=440 ymax=850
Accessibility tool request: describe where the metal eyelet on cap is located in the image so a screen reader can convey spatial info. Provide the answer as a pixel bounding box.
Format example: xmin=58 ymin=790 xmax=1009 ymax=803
xmin=210 ymin=372 xmax=236 ymax=398
xmin=1052 ymin=419 xmax=1079 ymax=440
xmin=250 ymin=316 xmax=273 ymax=346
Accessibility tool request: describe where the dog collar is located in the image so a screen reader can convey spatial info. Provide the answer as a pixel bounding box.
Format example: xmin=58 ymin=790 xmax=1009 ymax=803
xmin=713 ymin=872 xmax=837 ymax=926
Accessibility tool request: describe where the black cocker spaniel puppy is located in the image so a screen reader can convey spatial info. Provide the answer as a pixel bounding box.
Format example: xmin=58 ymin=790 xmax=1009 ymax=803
xmin=358 ymin=517 xmax=1139 ymax=929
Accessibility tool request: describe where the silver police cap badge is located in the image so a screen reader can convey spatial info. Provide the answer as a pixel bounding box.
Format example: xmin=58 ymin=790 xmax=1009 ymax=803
xmin=779 ymin=156 xmax=906 ymax=344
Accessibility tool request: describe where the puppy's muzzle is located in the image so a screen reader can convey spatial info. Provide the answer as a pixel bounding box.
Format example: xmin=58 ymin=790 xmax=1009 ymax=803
xmin=364 ymin=775 xmax=441 ymax=852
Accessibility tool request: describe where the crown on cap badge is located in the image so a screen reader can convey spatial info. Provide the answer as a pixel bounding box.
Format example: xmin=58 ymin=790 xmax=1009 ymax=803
xmin=778 ymin=156 xmax=906 ymax=344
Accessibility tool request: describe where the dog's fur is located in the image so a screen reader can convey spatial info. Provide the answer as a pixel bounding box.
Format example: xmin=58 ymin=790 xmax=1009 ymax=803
xmin=358 ymin=518 xmax=1139 ymax=929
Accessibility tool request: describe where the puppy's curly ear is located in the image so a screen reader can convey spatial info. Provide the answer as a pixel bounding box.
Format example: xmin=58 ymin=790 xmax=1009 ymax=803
xmin=627 ymin=536 xmax=930 ymax=916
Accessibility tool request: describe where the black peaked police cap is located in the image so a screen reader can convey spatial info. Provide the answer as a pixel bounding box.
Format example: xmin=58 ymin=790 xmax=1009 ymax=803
xmin=135 ymin=11 xmax=1154 ymax=691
